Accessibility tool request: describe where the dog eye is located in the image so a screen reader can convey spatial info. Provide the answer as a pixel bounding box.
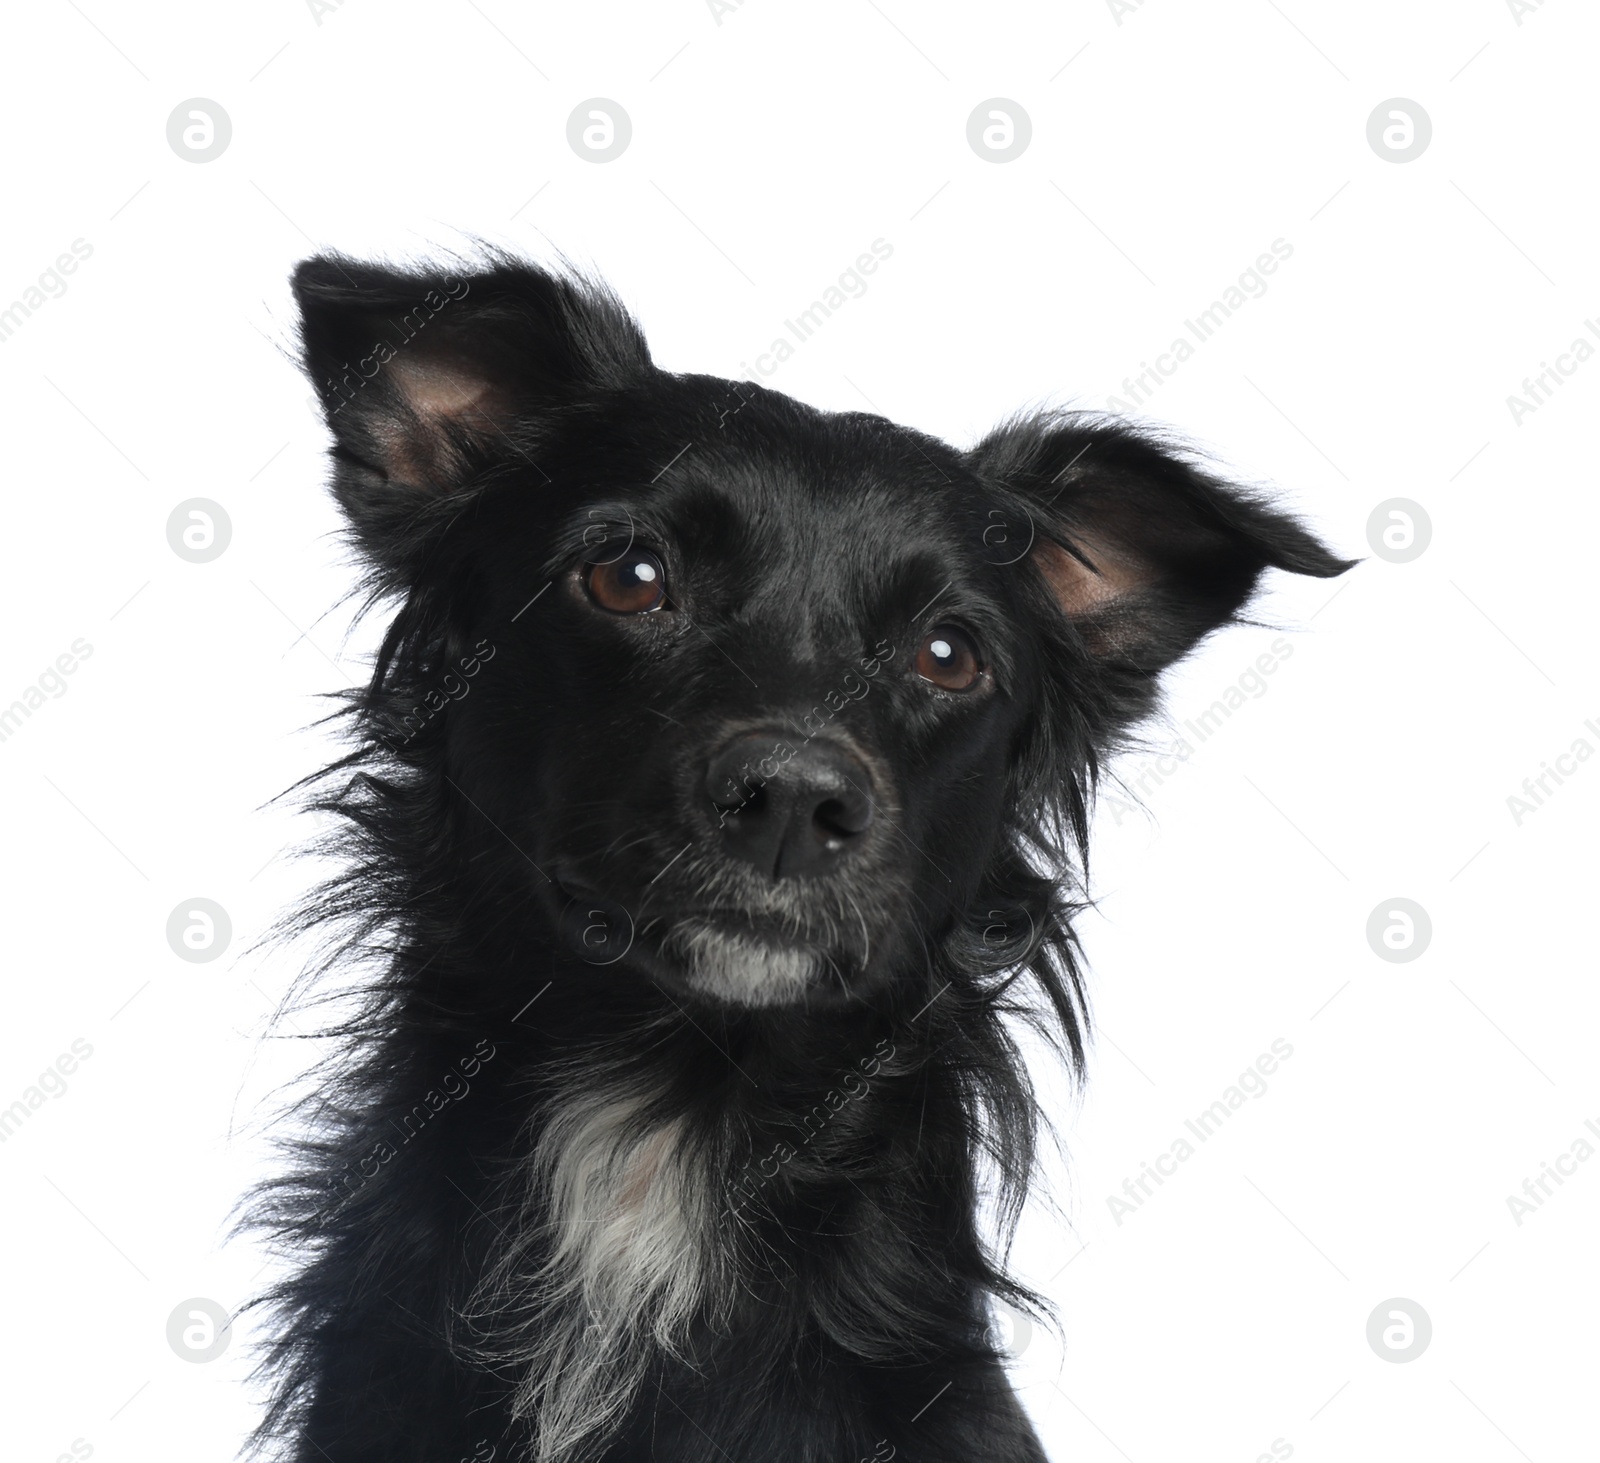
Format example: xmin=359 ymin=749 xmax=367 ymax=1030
xmin=585 ymin=550 xmax=667 ymax=614
xmin=915 ymin=626 xmax=983 ymax=691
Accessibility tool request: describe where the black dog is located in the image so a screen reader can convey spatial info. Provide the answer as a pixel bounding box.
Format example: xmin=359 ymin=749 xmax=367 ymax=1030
xmin=249 ymin=252 xmax=1350 ymax=1463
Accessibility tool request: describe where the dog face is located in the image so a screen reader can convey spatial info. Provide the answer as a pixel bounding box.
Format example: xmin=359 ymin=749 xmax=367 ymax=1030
xmin=293 ymin=254 xmax=1349 ymax=1011
xmin=454 ymin=384 xmax=1034 ymax=1009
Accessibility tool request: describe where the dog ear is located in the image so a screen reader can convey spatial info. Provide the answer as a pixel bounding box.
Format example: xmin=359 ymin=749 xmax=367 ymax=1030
xmin=292 ymin=253 xmax=652 ymax=559
xmin=969 ymin=413 xmax=1354 ymax=675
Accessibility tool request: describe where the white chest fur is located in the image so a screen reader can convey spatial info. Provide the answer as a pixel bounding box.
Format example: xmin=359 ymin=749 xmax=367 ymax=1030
xmin=466 ymin=1081 xmax=722 ymax=1463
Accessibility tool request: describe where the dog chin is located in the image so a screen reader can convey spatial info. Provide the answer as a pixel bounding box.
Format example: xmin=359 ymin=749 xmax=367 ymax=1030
xmin=663 ymin=920 xmax=823 ymax=1008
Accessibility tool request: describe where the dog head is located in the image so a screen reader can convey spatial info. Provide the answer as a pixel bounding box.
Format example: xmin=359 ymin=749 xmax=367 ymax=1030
xmin=293 ymin=253 xmax=1351 ymax=1011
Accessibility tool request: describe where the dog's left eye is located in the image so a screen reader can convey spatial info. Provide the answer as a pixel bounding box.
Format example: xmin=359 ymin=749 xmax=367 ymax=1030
xmin=916 ymin=626 xmax=983 ymax=692
xmin=585 ymin=550 xmax=668 ymax=614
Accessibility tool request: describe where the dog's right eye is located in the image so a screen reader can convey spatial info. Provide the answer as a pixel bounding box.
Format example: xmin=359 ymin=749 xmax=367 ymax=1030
xmin=915 ymin=625 xmax=984 ymax=692
xmin=585 ymin=550 xmax=668 ymax=614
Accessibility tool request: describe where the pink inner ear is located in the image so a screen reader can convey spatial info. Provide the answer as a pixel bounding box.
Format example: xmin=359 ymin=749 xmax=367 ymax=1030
xmin=1031 ymin=534 xmax=1146 ymax=618
xmin=388 ymin=354 xmax=497 ymax=426
xmin=374 ymin=354 xmax=506 ymax=489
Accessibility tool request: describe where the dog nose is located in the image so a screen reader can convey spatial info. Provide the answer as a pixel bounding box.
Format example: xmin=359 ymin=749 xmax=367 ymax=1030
xmin=705 ymin=733 xmax=875 ymax=880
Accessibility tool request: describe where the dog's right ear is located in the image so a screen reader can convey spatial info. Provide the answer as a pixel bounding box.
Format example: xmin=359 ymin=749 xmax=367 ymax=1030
xmin=969 ymin=411 xmax=1354 ymax=729
xmin=292 ymin=253 xmax=652 ymax=563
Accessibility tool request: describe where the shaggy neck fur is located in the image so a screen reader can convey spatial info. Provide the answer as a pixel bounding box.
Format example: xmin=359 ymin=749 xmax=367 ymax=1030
xmin=245 ymin=614 xmax=1091 ymax=1463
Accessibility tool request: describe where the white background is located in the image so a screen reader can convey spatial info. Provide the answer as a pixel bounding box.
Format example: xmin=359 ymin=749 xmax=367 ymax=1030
xmin=1 ymin=3 xmax=1595 ymax=1460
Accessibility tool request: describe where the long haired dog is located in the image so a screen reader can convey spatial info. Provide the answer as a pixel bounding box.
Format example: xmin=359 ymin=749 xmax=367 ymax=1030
xmin=251 ymin=253 xmax=1350 ymax=1463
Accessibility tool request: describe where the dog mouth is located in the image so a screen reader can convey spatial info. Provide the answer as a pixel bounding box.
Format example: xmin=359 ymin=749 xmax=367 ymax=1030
xmin=547 ymin=868 xmax=854 ymax=1005
xmin=659 ymin=917 xmax=828 ymax=1006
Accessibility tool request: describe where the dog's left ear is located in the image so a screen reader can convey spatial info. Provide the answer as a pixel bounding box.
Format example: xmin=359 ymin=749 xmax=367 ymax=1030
xmin=969 ymin=414 xmax=1355 ymax=677
xmin=292 ymin=253 xmax=653 ymax=572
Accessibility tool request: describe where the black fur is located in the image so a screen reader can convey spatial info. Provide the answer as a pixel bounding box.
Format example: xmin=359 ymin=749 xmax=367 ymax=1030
xmin=244 ymin=250 xmax=1352 ymax=1463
